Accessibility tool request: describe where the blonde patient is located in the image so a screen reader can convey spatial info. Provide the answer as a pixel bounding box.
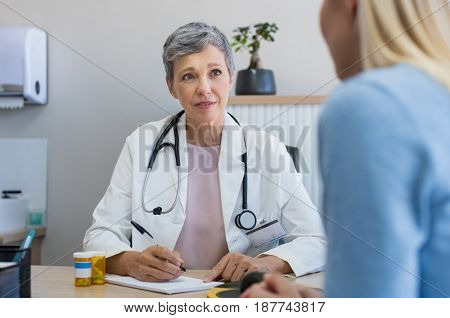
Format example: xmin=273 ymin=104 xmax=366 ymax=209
xmin=243 ymin=0 xmax=450 ymax=298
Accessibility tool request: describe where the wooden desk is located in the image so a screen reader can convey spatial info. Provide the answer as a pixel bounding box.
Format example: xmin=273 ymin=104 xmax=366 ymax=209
xmin=31 ymin=266 xmax=324 ymax=298
xmin=0 ymin=226 xmax=46 ymax=265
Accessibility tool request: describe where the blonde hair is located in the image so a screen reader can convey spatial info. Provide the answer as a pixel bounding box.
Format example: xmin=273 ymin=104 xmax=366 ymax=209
xmin=358 ymin=0 xmax=450 ymax=89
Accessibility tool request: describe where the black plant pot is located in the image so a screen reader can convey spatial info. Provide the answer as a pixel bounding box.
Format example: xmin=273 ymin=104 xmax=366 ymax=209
xmin=235 ymin=69 xmax=276 ymax=95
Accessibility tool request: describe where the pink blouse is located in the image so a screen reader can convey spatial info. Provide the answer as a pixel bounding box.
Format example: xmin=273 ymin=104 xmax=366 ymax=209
xmin=174 ymin=143 xmax=229 ymax=269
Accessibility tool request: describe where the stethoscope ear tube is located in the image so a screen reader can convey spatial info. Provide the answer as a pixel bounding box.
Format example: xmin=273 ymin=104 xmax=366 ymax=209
xmin=147 ymin=116 xmax=177 ymax=169
xmin=142 ymin=159 xmax=181 ymax=215
xmin=142 ymin=111 xmax=183 ymax=215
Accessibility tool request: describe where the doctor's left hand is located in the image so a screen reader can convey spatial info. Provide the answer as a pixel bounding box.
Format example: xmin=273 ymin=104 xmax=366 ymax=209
xmin=203 ymin=252 xmax=290 ymax=282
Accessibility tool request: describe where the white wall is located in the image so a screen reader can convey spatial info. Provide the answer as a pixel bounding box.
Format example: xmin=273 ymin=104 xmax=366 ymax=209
xmin=0 ymin=0 xmax=337 ymax=265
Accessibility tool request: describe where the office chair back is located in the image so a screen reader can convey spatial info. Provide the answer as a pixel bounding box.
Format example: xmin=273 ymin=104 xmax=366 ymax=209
xmin=285 ymin=145 xmax=300 ymax=173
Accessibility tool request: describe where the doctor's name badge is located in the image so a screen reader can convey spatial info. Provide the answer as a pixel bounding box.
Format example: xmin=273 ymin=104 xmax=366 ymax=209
xmin=245 ymin=219 xmax=287 ymax=249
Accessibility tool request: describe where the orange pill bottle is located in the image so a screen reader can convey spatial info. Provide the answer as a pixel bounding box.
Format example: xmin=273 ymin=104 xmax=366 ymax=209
xmin=73 ymin=252 xmax=92 ymax=287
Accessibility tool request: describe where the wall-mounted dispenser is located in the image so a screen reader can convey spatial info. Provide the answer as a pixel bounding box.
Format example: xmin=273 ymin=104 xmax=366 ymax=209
xmin=0 ymin=26 xmax=48 ymax=110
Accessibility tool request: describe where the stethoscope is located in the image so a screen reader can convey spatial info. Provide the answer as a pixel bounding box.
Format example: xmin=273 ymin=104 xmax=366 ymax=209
xmin=141 ymin=110 xmax=257 ymax=231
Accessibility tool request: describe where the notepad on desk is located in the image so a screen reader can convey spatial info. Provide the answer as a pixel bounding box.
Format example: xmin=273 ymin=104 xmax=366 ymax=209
xmin=105 ymin=274 xmax=223 ymax=295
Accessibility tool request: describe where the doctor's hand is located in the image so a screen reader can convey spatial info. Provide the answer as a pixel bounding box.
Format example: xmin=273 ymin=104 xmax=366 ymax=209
xmin=126 ymin=246 xmax=184 ymax=282
xmin=241 ymin=274 xmax=323 ymax=298
xmin=203 ymin=253 xmax=291 ymax=282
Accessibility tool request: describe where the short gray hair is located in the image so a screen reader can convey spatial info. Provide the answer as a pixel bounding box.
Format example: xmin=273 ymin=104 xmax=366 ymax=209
xmin=163 ymin=22 xmax=235 ymax=83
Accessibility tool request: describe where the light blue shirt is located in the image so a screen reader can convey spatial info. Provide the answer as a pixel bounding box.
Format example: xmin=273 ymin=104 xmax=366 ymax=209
xmin=319 ymin=64 xmax=450 ymax=297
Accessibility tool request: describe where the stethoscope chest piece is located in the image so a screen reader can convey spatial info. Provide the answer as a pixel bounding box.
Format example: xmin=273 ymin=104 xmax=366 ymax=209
xmin=235 ymin=210 xmax=257 ymax=231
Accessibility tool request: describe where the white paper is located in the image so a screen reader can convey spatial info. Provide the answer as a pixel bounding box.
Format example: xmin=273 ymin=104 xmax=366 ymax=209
xmin=105 ymin=274 xmax=223 ymax=295
xmin=0 ymin=262 xmax=17 ymax=269
xmin=0 ymin=96 xmax=24 ymax=109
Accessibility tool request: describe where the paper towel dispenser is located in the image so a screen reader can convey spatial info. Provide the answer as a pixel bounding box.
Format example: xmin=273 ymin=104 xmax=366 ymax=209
xmin=0 ymin=26 xmax=48 ymax=109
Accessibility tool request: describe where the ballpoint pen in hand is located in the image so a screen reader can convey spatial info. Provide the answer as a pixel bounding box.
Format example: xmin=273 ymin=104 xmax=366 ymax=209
xmin=131 ymin=220 xmax=185 ymax=272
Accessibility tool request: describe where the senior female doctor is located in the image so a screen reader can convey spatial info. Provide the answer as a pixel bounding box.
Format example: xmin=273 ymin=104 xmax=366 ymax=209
xmin=84 ymin=22 xmax=326 ymax=283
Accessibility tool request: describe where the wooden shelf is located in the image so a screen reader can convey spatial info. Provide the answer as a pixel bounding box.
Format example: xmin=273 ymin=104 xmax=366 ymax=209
xmin=228 ymin=95 xmax=326 ymax=105
xmin=0 ymin=226 xmax=46 ymax=244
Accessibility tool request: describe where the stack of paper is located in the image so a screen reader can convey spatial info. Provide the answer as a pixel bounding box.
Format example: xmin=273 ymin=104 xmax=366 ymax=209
xmin=0 ymin=262 xmax=20 ymax=298
xmin=0 ymin=262 xmax=17 ymax=269
xmin=105 ymin=274 xmax=223 ymax=295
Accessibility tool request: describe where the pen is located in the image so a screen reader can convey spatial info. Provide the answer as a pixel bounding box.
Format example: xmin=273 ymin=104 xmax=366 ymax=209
xmin=131 ymin=220 xmax=154 ymax=239
xmin=131 ymin=220 xmax=186 ymax=272
xmin=13 ymin=228 xmax=35 ymax=263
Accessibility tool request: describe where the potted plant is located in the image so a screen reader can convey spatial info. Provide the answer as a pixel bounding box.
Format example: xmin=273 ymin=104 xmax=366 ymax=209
xmin=231 ymin=22 xmax=279 ymax=95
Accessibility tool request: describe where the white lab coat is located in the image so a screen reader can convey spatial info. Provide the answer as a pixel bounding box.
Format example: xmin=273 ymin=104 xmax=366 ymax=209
xmin=84 ymin=112 xmax=326 ymax=276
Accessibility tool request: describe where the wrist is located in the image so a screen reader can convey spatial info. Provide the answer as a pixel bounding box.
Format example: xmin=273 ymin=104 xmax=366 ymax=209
xmin=259 ymin=255 xmax=291 ymax=274
xmin=107 ymin=251 xmax=139 ymax=276
xmin=124 ymin=251 xmax=140 ymax=276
